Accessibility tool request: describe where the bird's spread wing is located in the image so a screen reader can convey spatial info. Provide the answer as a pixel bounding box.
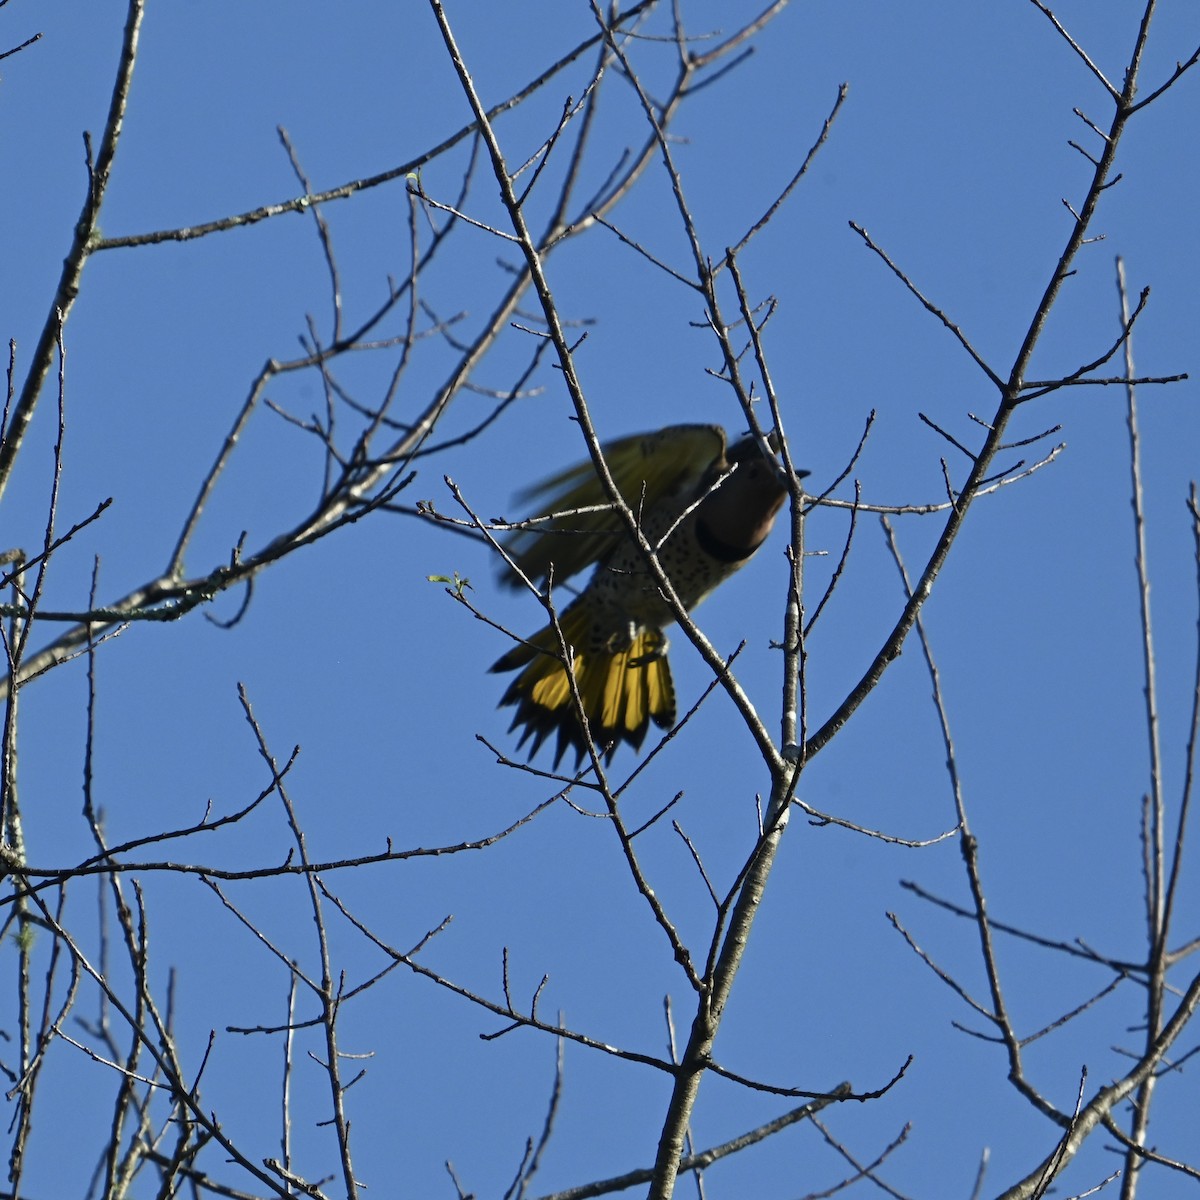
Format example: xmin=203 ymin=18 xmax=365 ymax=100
xmin=500 ymin=423 xmax=727 ymax=589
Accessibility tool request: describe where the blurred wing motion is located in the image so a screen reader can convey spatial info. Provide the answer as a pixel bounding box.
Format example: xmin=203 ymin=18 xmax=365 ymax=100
xmin=499 ymin=424 xmax=727 ymax=589
xmin=491 ymin=422 xmax=790 ymax=767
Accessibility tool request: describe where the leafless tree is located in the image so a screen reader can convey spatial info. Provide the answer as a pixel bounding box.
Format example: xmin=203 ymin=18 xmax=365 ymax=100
xmin=1 ymin=2 xmax=1197 ymax=1198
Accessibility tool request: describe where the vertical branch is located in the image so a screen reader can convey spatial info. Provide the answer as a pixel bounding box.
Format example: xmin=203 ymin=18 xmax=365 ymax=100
xmin=104 ymin=882 xmax=151 ymax=1199
xmin=6 ymin=674 xmax=30 ymax=1188
xmin=1117 ymin=257 xmax=1165 ymax=935
xmin=9 ymin=888 xmax=76 ymax=1197
xmin=281 ymin=973 xmax=297 ymax=1180
xmin=1115 ymin=257 xmax=1164 ymax=1196
xmin=0 ymin=313 xmax=72 ymax=1193
xmin=1166 ymin=483 xmax=1200 ymax=940
xmin=239 ymin=685 xmax=359 ymax=1199
xmin=0 ymin=561 xmax=23 ymax=856
xmin=3 ymin=313 xmax=67 ymax=839
xmin=723 ymin=253 xmax=809 ymax=757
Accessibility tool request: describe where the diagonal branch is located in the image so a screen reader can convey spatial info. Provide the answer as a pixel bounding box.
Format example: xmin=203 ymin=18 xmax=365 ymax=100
xmin=0 ymin=0 xmax=145 ymax=503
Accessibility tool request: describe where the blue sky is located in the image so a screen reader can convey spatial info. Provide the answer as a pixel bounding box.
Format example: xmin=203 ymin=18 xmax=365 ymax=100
xmin=3 ymin=2 xmax=1200 ymax=1196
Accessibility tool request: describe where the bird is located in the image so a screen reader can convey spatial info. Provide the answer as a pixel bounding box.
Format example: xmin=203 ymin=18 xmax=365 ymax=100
xmin=491 ymin=423 xmax=802 ymax=766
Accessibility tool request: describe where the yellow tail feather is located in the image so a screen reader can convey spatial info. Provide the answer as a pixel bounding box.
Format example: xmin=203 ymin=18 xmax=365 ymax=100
xmin=491 ymin=605 xmax=675 ymax=766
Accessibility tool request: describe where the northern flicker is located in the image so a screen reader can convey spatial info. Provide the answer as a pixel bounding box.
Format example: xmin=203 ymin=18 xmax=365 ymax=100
xmin=491 ymin=423 xmax=802 ymax=765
